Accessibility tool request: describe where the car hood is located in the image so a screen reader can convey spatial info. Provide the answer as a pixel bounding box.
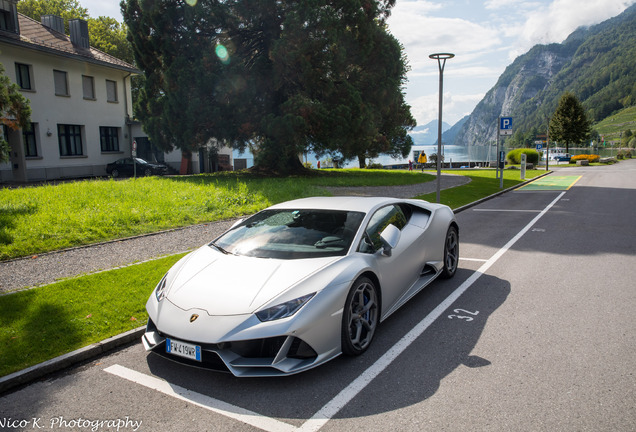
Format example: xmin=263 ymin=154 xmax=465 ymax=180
xmin=165 ymin=246 xmax=340 ymax=316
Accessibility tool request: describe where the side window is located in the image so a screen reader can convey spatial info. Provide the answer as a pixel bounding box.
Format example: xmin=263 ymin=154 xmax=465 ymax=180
xmin=359 ymin=205 xmax=407 ymax=253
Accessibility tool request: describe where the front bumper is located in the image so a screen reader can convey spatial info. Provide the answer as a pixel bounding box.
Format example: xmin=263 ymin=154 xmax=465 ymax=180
xmin=142 ymin=318 xmax=334 ymax=377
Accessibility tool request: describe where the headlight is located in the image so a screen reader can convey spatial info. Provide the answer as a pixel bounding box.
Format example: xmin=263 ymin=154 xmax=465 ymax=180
xmin=256 ymin=293 xmax=315 ymax=322
xmin=155 ymin=274 xmax=168 ymax=302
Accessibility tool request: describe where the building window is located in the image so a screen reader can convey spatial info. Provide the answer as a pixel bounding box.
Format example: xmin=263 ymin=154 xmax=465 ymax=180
xmin=106 ymin=79 xmax=118 ymax=102
xmin=0 ymin=0 xmax=18 ymax=33
xmin=58 ymin=124 xmax=83 ymax=156
xmin=82 ymin=75 xmax=95 ymax=99
xmin=54 ymin=70 xmax=69 ymax=96
xmin=15 ymin=63 xmax=32 ymax=90
xmin=23 ymin=123 xmax=38 ymax=157
xmin=100 ymin=127 xmax=119 ymax=152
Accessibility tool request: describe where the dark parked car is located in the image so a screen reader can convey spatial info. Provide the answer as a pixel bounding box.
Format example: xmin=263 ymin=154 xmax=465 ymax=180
xmin=106 ymin=158 xmax=168 ymax=178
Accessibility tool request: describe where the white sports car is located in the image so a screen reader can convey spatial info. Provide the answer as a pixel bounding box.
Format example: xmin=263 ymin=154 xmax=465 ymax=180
xmin=142 ymin=196 xmax=458 ymax=376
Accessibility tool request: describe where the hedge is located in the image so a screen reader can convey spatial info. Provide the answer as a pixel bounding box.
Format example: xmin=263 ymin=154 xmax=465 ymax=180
xmin=506 ymin=148 xmax=540 ymax=165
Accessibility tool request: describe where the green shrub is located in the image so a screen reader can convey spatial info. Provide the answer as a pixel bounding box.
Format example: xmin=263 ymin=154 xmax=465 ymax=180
xmin=506 ymin=148 xmax=539 ymax=165
xmin=366 ymin=162 xmax=384 ymax=169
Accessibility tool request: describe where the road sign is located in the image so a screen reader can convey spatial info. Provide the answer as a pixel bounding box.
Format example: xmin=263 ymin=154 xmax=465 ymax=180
xmin=536 ymin=143 xmax=543 ymax=151
xmin=132 ymin=140 xmax=137 ymax=157
xmin=500 ymin=117 xmax=513 ymax=135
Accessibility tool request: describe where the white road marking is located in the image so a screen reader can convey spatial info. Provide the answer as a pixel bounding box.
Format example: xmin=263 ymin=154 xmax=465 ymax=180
xmin=106 ymin=191 xmax=566 ymax=432
xmin=460 ymin=257 xmax=488 ymax=262
xmin=297 ymin=191 xmax=566 ymax=432
xmin=473 ymin=209 xmax=542 ymax=212
xmin=104 ymin=364 xmax=297 ymax=432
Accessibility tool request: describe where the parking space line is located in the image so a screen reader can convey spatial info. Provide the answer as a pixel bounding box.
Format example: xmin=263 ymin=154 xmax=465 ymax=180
xmin=297 ymin=191 xmax=566 ymax=432
xmin=104 ymin=364 xmax=297 ymax=432
xmin=106 ymin=191 xmax=566 ymax=432
xmin=460 ymin=257 xmax=488 ymax=262
xmin=473 ymin=209 xmax=542 ymax=212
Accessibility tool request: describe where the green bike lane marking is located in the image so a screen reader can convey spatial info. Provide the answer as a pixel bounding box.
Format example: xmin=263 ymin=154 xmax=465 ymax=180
xmin=516 ymin=175 xmax=582 ymax=191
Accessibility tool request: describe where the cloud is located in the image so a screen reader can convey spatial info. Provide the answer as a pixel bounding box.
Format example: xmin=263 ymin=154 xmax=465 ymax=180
xmin=509 ymin=0 xmax=636 ymax=58
xmin=388 ymin=4 xmax=502 ymax=73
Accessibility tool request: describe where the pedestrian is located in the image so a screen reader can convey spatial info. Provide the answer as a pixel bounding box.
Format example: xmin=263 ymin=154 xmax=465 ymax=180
xmin=408 ymin=160 xmax=413 ymax=171
xmin=417 ymin=152 xmax=427 ymax=172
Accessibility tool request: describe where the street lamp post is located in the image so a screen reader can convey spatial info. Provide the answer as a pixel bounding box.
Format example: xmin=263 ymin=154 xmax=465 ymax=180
xmin=429 ymin=53 xmax=454 ymax=203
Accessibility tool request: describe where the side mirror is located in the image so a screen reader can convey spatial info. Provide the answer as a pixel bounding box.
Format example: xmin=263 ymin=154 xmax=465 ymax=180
xmin=379 ymin=224 xmax=401 ymax=256
xmin=229 ymin=218 xmax=244 ymax=229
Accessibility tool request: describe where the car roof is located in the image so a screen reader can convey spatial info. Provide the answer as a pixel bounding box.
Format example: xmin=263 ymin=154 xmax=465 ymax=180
xmin=268 ymin=196 xmax=419 ymax=213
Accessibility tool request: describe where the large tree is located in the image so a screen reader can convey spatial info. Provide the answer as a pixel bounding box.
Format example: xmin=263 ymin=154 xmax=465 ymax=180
xmin=0 ymin=64 xmax=32 ymax=163
xmin=123 ymin=0 xmax=414 ymax=174
xmin=122 ymin=0 xmax=232 ymax=168
xmin=549 ymin=92 xmax=592 ymax=153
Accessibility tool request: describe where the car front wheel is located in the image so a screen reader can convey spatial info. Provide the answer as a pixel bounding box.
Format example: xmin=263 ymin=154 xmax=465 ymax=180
xmin=441 ymin=225 xmax=459 ymax=279
xmin=341 ymin=276 xmax=379 ymax=356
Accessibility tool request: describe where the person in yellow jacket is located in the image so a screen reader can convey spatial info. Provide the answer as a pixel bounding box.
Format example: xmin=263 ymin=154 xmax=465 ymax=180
xmin=417 ymin=152 xmax=427 ymax=171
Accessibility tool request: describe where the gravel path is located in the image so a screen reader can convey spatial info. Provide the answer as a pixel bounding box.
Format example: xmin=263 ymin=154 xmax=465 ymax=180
xmin=0 ymin=173 xmax=469 ymax=293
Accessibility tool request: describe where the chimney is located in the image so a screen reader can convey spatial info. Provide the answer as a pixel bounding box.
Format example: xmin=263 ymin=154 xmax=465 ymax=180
xmin=41 ymin=14 xmax=64 ymax=34
xmin=69 ymin=18 xmax=89 ymax=49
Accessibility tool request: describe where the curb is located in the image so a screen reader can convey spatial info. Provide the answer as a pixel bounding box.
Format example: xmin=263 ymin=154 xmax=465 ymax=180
xmin=0 ymin=172 xmax=552 ymax=395
xmin=0 ymin=326 xmax=145 ymax=394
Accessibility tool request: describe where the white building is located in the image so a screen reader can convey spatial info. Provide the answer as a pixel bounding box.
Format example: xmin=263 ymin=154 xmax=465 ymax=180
xmin=0 ymin=2 xmax=234 ymax=182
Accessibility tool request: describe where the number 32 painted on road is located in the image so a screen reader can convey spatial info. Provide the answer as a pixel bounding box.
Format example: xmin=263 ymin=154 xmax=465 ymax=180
xmin=448 ymin=309 xmax=479 ymax=321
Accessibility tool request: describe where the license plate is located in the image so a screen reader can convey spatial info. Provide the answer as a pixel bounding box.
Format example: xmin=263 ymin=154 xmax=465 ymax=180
xmin=166 ymin=338 xmax=202 ymax=362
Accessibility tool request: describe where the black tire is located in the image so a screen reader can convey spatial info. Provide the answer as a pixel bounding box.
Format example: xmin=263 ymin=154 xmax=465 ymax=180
xmin=144 ymin=168 xmax=152 ymax=177
xmin=440 ymin=225 xmax=459 ymax=279
xmin=111 ymin=169 xmax=120 ymax=178
xmin=341 ymin=276 xmax=379 ymax=356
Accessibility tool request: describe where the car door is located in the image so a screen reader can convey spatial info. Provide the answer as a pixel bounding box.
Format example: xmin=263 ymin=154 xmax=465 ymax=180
xmin=358 ymin=204 xmax=425 ymax=318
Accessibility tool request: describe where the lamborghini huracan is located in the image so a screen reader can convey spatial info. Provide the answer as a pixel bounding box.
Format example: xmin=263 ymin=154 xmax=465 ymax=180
xmin=142 ymin=196 xmax=459 ymax=376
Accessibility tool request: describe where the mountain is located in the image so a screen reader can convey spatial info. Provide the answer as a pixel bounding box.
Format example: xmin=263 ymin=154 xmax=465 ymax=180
xmin=409 ymin=120 xmax=451 ymax=145
xmin=453 ymin=3 xmax=636 ymax=147
xmin=438 ymin=116 xmax=468 ymax=146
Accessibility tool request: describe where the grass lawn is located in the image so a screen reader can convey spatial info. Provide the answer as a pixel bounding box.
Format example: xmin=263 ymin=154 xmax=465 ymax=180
xmin=0 ymin=169 xmax=432 ymax=260
xmin=0 ymin=254 xmax=185 ymax=377
xmin=0 ymin=168 xmax=545 ymax=377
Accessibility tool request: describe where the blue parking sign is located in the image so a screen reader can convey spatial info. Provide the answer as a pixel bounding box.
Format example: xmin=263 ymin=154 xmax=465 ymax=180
xmin=500 ymin=117 xmax=512 ymax=135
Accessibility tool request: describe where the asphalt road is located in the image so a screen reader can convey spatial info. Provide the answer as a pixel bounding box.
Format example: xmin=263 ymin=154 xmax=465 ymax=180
xmin=2 ymin=160 xmax=635 ymax=432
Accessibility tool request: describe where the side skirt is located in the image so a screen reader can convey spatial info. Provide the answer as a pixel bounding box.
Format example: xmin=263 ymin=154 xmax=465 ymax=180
xmin=380 ymin=263 xmax=442 ymax=321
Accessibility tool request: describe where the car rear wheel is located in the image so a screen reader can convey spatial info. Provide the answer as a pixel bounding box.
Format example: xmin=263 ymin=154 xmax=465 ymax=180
xmin=341 ymin=276 xmax=379 ymax=356
xmin=441 ymin=225 xmax=459 ymax=279
xmin=111 ymin=169 xmax=120 ymax=178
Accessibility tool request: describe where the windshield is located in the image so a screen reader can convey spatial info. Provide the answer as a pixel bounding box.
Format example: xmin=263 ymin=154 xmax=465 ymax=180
xmin=212 ymin=209 xmax=365 ymax=259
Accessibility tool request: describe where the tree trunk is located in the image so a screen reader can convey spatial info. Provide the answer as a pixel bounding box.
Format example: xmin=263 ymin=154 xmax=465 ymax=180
xmin=358 ymin=154 xmax=366 ymax=168
xmin=180 ymin=149 xmax=192 ymax=175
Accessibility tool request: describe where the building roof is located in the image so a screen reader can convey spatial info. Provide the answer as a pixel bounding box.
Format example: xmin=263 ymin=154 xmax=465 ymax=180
xmin=0 ymin=13 xmax=140 ymax=74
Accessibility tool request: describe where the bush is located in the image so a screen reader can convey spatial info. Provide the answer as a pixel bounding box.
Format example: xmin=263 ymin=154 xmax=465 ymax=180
xmin=506 ymin=148 xmax=539 ymax=165
xmin=625 ymin=150 xmax=632 ymax=159
xmin=366 ymin=162 xmax=384 ymax=169
xmin=570 ymin=154 xmax=600 ymax=164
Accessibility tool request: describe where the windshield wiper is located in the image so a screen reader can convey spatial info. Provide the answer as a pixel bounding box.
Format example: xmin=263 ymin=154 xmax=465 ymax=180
xmin=209 ymin=242 xmax=234 ymax=255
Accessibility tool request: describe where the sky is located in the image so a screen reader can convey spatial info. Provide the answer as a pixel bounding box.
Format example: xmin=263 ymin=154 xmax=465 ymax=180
xmin=80 ymin=0 xmax=636 ymax=129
